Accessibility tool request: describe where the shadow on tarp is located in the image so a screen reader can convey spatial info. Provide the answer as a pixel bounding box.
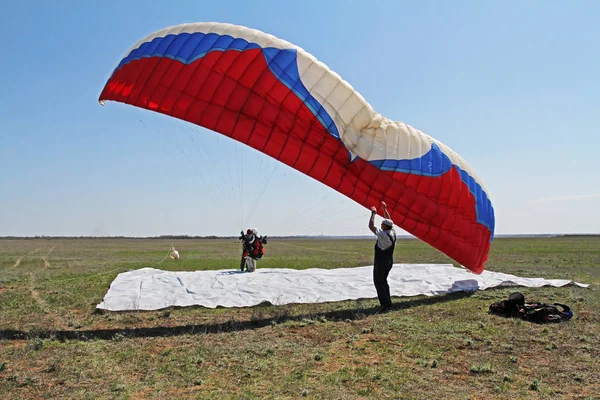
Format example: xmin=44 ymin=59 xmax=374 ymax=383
xmin=0 ymin=291 xmax=474 ymax=342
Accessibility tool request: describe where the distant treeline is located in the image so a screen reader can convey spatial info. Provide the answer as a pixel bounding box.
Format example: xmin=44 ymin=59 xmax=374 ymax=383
xmin=0 ymin=235 xmax=373 ymax=240
xmin=0 ymin=235 xmax=235 ymax=240
xmin=0 ymin=234 xmax=598 ymax=240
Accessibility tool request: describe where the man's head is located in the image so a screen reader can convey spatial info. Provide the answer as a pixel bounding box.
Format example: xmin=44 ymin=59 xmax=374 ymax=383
xmin=381 ymin=219 xmax=393 ymax=231
xmin=246 ymin=228 xmax=253 ymax=235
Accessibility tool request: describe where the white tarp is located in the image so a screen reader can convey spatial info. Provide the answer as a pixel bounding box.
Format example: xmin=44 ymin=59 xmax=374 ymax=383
xmin=96 ymin=264 xmax=588 ymax=311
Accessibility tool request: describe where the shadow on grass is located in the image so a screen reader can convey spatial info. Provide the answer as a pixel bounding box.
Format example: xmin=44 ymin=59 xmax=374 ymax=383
xmin=0 ymin=291 xmax=473 ymax=342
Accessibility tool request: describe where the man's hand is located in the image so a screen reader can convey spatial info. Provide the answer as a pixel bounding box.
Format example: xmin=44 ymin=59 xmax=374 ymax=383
xmin=381 ymin=201 xmax=391 ymax=220
xmin=368 ymin=206 xmax=377 ymax=234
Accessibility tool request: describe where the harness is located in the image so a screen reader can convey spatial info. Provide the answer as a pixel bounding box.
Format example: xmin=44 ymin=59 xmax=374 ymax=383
xmin=250 ymin=238 xmax=265 ymax=259
xmin=242 ymin=235 xmax=266 ymax=260
xmin=518 ymin=303 xmax=573 ymax=323
xmin=375 ymin=230 xmax=396 ymax=265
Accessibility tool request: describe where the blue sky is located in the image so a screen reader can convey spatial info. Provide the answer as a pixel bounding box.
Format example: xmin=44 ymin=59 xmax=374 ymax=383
xmin=1 ymin=0 xmax=598 ymax=237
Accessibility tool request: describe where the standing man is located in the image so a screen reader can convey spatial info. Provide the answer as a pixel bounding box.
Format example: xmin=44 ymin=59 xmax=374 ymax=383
xmin=239 ymin=229 xmax=267 ymax=272
xmin=239 ymin=229 xmax=256 ymax=272
xmin=368 ymin=201 xmax=397 ymax=312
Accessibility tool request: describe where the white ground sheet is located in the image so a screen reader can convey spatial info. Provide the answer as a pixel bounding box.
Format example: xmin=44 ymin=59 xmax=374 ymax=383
xmin=96 ymin=264 xmax=588 ymax=311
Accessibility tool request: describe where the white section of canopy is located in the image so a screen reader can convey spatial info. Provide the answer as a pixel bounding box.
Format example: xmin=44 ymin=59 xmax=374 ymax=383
xmin=96 ymin=264 xmax=588 ymax=311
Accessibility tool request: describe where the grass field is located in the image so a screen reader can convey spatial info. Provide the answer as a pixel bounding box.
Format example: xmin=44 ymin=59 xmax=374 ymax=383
xmin=0 ymin=236 xmax=598 ymax=399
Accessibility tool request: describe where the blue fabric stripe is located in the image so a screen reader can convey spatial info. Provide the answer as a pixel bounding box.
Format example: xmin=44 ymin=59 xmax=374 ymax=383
xmin=456 ymin=166 xmax=495 ymax=238
xmin=115 ymin=32 xmax=261 ymax=71
xmin=262 ymin=48 xmax=339 ymax=139
xmin=369 ymin=142 xmax=452 ymax=176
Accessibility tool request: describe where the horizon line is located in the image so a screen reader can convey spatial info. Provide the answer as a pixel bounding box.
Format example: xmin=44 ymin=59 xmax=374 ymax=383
xmin=1 ymin=233 xmax=598 ymax=240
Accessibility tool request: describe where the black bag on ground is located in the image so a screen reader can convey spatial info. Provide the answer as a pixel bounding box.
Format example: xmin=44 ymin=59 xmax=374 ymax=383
xmin=518 ymin=302 xmax=573 ymax=323
xmin=489 ymin=293 xmax=573 ymax=323
xmin=488 ymin=292 xmax=525 ymax=317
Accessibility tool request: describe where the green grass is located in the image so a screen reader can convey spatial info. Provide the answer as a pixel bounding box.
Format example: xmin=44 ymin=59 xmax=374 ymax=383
xmin=0 ymin=236 xmax=598 ymax=399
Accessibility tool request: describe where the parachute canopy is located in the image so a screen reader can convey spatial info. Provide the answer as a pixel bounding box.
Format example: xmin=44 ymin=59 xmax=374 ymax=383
xmin=99 ymin=22 xmax=495 ymax=273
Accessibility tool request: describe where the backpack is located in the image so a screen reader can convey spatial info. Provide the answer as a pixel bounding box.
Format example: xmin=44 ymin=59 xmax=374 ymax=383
xmin=488 ymin=292 xmax=525 ymax=317
xmin=250 ymin=236 xmax=265 ymax=259
xmin=489 ymin=292 xmax=573 ymax=323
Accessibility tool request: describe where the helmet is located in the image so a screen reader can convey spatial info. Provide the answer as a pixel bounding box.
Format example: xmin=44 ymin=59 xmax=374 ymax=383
xmin=252 ymin=229 xmax=258 ymax=236
xmin=246 ymin=229 xmax=253 ymax=235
